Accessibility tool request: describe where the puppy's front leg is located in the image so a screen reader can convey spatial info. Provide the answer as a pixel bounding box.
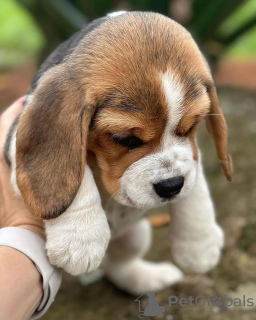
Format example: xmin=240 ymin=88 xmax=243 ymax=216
xmin=169 ymin=160 xmax=224 ymax=274
xmin=44 ymin=166 xmax=111 ymax=276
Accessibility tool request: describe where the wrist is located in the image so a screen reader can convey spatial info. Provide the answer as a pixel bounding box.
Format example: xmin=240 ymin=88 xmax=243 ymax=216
xmin=18 ymin=225 xmax=45 ymax=239
xmin=0 ymin=227 xmax=62 ymax=319
xmin=2 ymin=216 xmax=45 ymax=239
xmin=0 ymin=246 xmax=43 ymax=320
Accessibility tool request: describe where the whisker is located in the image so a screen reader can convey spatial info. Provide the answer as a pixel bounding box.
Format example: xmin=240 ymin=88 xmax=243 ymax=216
xmin=111 ymin=190 xmax=119 ymax=199
xmin=206 ymin=113 xmax=222 ymax=116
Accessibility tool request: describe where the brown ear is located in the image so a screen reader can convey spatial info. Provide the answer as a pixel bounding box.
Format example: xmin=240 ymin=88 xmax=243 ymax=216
xmin=205 ymin=86 xmax=233 ymax=181
xmin=16 ymin=65 xmax=94 ymax=219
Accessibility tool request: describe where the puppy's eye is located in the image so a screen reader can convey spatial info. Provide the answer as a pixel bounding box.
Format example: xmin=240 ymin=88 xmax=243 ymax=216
xmin=184 ymin=123 xmax=197 ymax=137
xmin=110 ymin=134 xmax=144 ymax=150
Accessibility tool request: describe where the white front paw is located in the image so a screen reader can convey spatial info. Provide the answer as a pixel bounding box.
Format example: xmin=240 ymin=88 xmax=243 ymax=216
xmin=45 ymin=212 xmax=111 ymax=276
xmin=106 ymin=259 xmax=183 ymax=296
xmin=171 ymin=225 xmax=224 ymax=274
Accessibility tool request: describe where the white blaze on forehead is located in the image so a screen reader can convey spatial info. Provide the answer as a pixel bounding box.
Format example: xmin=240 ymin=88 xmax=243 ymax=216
xmin=161 ymin=72 xmax=184 ymax=130
xmin=161 ymin=72 xmax=185 ymax=149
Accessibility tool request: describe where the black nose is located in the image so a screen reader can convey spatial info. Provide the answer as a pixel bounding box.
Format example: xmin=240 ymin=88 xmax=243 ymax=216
xmin=153 ymin=176 xmax=184 ymax=199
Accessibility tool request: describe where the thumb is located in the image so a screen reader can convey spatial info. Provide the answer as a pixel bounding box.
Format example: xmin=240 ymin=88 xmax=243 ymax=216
xmin=0 ymin=97 xmax=26 ymax=155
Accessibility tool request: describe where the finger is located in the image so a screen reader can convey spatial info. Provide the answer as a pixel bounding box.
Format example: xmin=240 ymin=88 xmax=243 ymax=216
xmin=0 ymin=96 xmax=26 ymax=153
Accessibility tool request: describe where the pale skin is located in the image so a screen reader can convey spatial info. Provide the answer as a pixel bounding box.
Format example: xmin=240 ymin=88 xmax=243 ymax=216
xmin=0 ymin=97 xmax=44 ymax=320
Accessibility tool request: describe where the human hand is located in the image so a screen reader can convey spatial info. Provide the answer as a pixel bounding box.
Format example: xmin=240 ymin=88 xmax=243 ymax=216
xmin=0 ymin=97 xmax=45 ymax=238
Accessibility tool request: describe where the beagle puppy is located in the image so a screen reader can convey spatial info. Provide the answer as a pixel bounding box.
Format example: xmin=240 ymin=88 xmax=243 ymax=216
xmin=5 ymin=11 xmax=232 ymax=295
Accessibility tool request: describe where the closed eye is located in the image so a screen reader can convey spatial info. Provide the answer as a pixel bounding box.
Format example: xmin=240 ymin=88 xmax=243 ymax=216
xmin=183 ymin=112 xmax=209 ymax=137
xmin=110 ymin=134 xmax=144 ymax=150
xmin=184 ymin=122 xmax=197 ymax=137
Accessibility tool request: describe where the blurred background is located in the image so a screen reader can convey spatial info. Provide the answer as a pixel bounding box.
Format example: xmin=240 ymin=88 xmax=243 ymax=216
xmin=1 ymin=1 xmax=256 ymax=319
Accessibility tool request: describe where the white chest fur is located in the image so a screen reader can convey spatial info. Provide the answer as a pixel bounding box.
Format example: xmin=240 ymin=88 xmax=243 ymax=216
xmin=103 ymin=197 xmax=147 ymax=239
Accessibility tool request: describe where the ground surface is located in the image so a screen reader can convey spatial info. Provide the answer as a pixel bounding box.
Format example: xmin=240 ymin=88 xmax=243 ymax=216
xmin=1 ymin=69 xmax=256 ymax=320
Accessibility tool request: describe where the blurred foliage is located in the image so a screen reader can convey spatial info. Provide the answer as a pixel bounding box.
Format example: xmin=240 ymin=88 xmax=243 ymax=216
xmin=0 ymin=0 xmax=44 ymax=69
xmin=220 ymin=0 xmax=256 ymax=60
xmin=1 ymin=0 xmax=256 ymax=70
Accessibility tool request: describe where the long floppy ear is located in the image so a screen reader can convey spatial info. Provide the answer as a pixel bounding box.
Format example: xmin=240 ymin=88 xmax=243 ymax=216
xmin=16 ymin=65 xmax=95 ymax=219
xmin=205 ymin=85 xmax=233 ymax=181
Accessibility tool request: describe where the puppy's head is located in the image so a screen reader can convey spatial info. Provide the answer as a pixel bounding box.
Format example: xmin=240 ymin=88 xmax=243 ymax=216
xmin=16 ymin=12 xmax=232 ymax=218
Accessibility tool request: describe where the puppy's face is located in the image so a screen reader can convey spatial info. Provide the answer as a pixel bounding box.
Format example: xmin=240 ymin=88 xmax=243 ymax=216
xmin=88 ymin=71 xmax=210 ymax=209
xmin=15 ymin=12 xmax=232 ymax=218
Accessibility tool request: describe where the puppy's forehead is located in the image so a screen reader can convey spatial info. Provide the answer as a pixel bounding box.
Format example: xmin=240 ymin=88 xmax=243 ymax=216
xmin=72 ymin=12 xmax=211 ymax=90
xmin=71 ymin=12 xmax=213 ymax=128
